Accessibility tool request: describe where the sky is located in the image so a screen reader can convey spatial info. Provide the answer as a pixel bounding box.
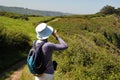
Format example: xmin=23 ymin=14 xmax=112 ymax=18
xmin=0 ymin=0 xmax=120 ymax=14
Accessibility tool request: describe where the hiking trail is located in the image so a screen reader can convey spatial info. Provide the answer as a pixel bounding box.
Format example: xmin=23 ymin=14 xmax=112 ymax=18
xmin=0 ymin=59 xmax=26 ymax=80
xmin=1 ymin=17 xmax=60 ymax=80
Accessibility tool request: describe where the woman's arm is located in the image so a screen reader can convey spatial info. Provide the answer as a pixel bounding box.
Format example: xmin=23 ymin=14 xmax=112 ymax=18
xmin=51 ymin=30 xmax=68 ymax=50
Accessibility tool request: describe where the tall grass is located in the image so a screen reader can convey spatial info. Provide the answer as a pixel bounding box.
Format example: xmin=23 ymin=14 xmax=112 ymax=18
xmin=0 ymin=14 xmax=54 ymax=79
xmin=0 ymin=24 xmax=30 ymax=72
xmin=21 ymin=15 xmax=120 ymax=80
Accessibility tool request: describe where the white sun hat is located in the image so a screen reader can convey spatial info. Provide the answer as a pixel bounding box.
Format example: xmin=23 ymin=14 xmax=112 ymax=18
xmin=35 ymin=23 xmax=53 ymax=40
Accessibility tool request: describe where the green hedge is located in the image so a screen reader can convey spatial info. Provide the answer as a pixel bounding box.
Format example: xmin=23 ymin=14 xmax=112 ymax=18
xmin=0 ymin=24 xmax=30 ymax=73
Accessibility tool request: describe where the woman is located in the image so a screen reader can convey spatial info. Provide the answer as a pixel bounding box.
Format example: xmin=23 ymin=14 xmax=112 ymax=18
xmin=35 ymin=23 xmax=68 ymax=80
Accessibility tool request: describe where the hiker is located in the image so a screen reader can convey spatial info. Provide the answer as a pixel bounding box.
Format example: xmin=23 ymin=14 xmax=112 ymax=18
xmin=34 ymin=23 xmax=68 ymax=80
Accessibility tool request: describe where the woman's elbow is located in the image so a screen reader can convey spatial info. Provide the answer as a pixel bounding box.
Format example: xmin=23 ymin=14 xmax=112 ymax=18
xmin=63 ymin=44 xmax=68 ymax=49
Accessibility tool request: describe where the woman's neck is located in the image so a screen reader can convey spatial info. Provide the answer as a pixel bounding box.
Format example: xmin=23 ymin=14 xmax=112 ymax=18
xmin=38 ymin=39 xmax=48 ymax=42
xmin=43 ymin=39 xmax=48 ymax=42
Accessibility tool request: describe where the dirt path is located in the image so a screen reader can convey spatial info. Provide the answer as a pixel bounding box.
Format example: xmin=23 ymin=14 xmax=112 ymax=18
xmin=5 ymin=67 xmax=23 ymax=80
xmin=47 ymin=18 xmax=60 ymax=24
xmin=1 ymin=59 xmax=26 ymax=80
xmin=1 ymin=18 xmax=60 ymax=80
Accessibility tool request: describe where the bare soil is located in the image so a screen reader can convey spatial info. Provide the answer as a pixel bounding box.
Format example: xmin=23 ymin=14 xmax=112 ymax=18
xmin=0 ymin=59 xmax=26 ymax=80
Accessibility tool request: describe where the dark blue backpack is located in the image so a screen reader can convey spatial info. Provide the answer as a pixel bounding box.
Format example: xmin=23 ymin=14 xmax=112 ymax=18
xmin=27 ymin=40 xmax=46 ymax=74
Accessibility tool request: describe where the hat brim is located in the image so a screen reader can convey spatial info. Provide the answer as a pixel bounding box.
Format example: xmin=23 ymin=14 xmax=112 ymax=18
xmin=37 ymin=26 xmax=53 ymax=40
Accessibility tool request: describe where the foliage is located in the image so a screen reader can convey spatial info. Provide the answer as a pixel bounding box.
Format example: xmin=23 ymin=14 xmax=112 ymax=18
xmin=0 ymin=12 xmax=29 ymax=20
xmin=99 ymin=5 xmax=120 ymax=17
xmin=0 ymin=24 xmax=30 ymax=73
xmin=0 ymin=11 xmax=120 ymax=80
xmin=100 ymin=5 xmax=116 ymax=15
xmin=0 ymin=13 xmax=54 ymax=79
xmin=21 ymin=15 xmax=120 ymax=80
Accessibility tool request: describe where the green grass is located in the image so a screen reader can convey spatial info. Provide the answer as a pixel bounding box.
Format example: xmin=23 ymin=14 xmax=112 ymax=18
xmin=0 ymin=14 xmax=54 ymax=79
xmin=21 ymin=65 xmax=34 ymax=80
xmin=0 ymin=12 xmax=120 ymax=80
xmin=21 ymin=15 xmax=120 ymax=80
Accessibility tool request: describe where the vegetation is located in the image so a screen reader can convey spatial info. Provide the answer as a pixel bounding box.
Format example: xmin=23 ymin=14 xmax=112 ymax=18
xmin=0 ymin=13 xmax=54 ymax=79
xmin=21 ymin=15 xmax=120 ymax=80
xmin=99 ymin=5 xmax=116 ymax=15
xmin=0 ymin=12 xmax=29 ymax=20
xmin=99 ymin=5 xmax=120 ymax=16
xmin=0 ymin=5 xmax=70 ymax=16
xmin=0 ymin=6 xmax=120 ymax=80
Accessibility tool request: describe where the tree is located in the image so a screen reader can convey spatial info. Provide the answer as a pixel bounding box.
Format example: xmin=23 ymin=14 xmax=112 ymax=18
xmin=100 ymin=5 xmax=116 ymax=15
xmin=116 ymin=8 xmax=120 ymax=15
xmin=115 ymin=8 xmax=120 ymax=22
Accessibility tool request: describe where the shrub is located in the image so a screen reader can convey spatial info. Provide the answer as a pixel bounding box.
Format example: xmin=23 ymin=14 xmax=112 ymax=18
xmin=21 ymin=15 xmax=120 ymax=80
xmin=0 ymin=24 xmax=6 ymax=48
xmin=103 ymin=31 xmax=120 ymax=48
xmin=6 ymin=30 xmax=30 ymax=50
xmin=100 ymin=5 xmax=116 ymax=15
xmin=0 ymin=24 xmax=30 ymax=51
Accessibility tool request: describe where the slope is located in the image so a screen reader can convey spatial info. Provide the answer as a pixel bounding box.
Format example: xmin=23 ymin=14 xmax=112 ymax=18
xmin=0 ymin=12 xmax=55 ymax=79
xmin=21 ymin=15 xmax=120 ymax=80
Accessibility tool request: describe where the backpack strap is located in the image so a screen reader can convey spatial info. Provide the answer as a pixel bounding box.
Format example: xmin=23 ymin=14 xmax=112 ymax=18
xmin=37 ymin=41 xmax=46 ymax=49
xmin=33 ymin=40 xmax=37 ymax=47
xmin=33 ymin=40 xmax=46 ymax=47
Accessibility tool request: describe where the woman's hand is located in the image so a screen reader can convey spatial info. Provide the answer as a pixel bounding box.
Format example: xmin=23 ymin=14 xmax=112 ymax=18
xmin=52 ymin=30 xmax=58 ymax=39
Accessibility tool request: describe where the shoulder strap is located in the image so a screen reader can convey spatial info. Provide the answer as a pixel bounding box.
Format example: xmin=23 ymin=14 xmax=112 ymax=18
xmin=32 ymin=40 xmax=45 ymax=47
xmin=32 ymin=40 xmax=46 ymax=51
xmin=37 ymin=41 xmax=46 ymax=50
xmin=32 ymin=40 xmax=37 ymax=47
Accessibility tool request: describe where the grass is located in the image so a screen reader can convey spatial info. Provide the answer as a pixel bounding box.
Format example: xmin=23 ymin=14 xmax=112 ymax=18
xmin=0 ymin=12 xmax=120 ymax=80
xmin=21 ymin=65 xmax=34 ymax=80
xmin=21 ymin=15 xmax=120 ymax=80
xmin=0 ymin=14 xmax=54 ymax=79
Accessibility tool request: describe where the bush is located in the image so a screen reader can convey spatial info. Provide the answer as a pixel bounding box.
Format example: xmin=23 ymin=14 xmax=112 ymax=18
xmin=0 ymin=12 xmax=29 ymax=20
xmin=6 ymin=30 xmax=30 ymax=50
xmin=0 ymin=25 xmax=7 ymax=50
xmin=0 ymin=23 xmax=31 ymax=75
xmin=100 ymin=5 xmax=116 ymax=15
xmin=103 ymin=31 xmax=120 ymax=48
xmin=21 ymin=15 xmax=120 ymax=80
xmin=0 ymin=24 xmax=30 ymax=51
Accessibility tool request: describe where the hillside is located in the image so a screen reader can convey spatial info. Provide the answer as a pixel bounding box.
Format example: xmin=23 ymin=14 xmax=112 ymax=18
xmin=21 ymin=15 xmax=120 ymax=80
xmin=0 ymin=12 xmax=120 ymax=80
xmin=0 ymin=5 xmax=71 ymax=16
xmin=0 ymin=12 xmax=55 ymax=79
